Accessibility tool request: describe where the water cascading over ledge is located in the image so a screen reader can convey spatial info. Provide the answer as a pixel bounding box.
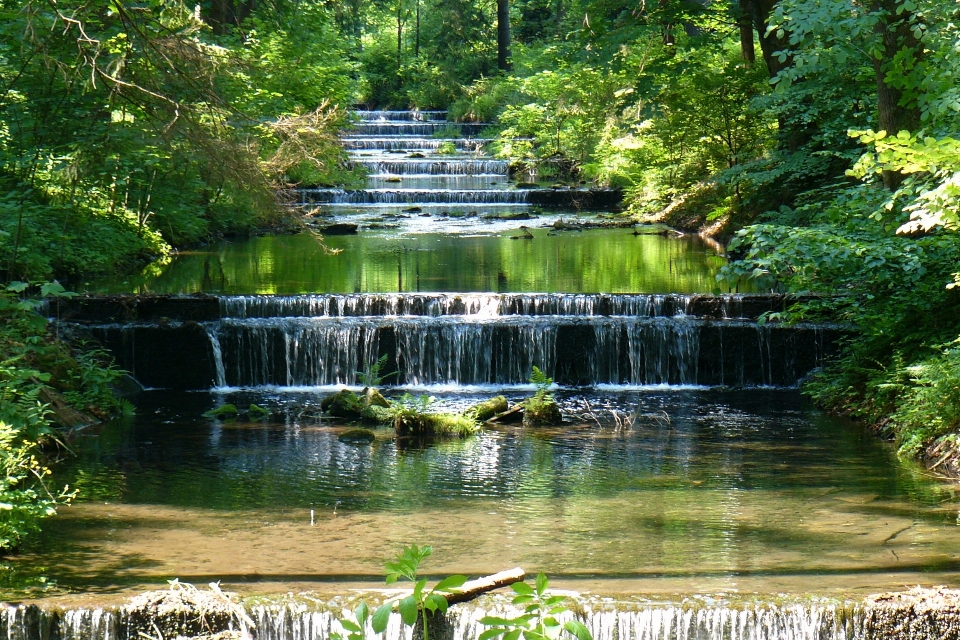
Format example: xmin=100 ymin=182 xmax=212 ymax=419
xmin=4 ymin=590 xmax=960 ymax=640
xmin=52 ymin=294 xmax=841 ymax=391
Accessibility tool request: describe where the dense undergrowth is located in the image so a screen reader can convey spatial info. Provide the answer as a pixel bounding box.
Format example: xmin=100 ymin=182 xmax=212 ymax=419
xmin=0 ymin=284 xmax=127 ymax=551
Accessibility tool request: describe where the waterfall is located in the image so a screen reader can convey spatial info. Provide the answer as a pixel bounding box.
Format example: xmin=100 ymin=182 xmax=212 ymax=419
xmin=354 ymin=110 xmax=449 ymax=121
xmin=218 ymin=294 xmax=701 ymax=319
xmin=5 ymin=596 xmax=954 ymax=640
xmin=342 ymin=138 xmax=492 ymax=151
xmin=299 ymin=188 xmax=530 ymax=205
xmin=351 ymin=123 xmax=488 ymax=136
xmin=353 ymin=160 xmax=510 ymax=176
xmin=199 ymin=316 xmax=829 ymax=388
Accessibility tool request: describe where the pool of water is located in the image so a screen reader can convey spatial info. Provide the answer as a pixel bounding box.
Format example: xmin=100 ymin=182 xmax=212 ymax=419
xmin=10 ymin=388 xmax=960 ymax=597
xmin=83 ymin=228 xmax=735 ymax=295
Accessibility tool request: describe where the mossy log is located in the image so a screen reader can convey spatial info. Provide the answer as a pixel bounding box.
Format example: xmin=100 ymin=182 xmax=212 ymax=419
xmin=464 ymin=395 xmax=508 ymax=421
xmin=395 ymin=413 xmax=478 ymax=438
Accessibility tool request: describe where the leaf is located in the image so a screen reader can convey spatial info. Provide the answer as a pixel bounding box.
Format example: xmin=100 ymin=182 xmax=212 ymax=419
xmin=503 ymin=630 xmax=523 ymax=640
xmin=425 ymin=592 xmax=449 ymax=613
xmin=414 ymin=578 xmax=427 ymax=599
xmin=479 ymin=629 xmax=507 ymax=640
xmin=340 ymin=620 xmax=363 ymax=633
xmin=535 ymin=573 xmax=549 ymax=595
xmin=372 ymin=604 xmax=392 ymax=633
xmin=398 ymin=595 xmax=419 ymax=625
xmin=356 ymin=601 xmax=369 ymax=625
xmin=564 ymin=621 xmax=593 ymax=640
xmin=480 ymin=617 xmax=518 ymax=626
xmin=6 ymin=282 xmax=28 ymax=293
xmin=432 ymin=574 xmax=468 ymax=592
xmin=511 ymin=582 xmax=534 ymax=596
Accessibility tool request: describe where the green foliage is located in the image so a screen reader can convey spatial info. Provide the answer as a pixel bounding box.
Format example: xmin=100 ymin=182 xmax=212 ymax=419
xmin=886 ymin=346 xmax=960 ymax=458
xmin=0 ymin=0 xmax=354 ymax=282
xmin=0 ymin=283 xmax=129 ymax=550
xmin=0 ymin=418 xmax=74 ymax=551
xmin=356 ymin=354 xmax=396 ymax=387
xmin=480 ymin=574 xmax=593 ymax=640
xmin=530 ymin=366 xmax=554 ymax=404
xmin=371 ymin=545 xmax=468 ymax=640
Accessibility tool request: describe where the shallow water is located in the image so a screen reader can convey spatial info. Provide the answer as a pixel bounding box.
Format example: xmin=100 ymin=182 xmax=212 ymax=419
xmin=10 ymin=388 xmax=960 ymax=597
xmin=84 ymin=229 xmax=733 ymax=295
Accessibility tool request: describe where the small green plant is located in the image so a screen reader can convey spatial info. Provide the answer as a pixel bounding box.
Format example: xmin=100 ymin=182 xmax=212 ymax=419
xmin=479 ymin=573 xmax=592 ymax=640
xmin=523 ymin=367 xmax=562 ymax=426
xmin=330 ymin=601 xmax=373 ymax=640
xmin=356 ymin=354 xmax=397 ymax=387
xmin=530 ymin=366 xmax=554 ymax=404
xmin=368 ymin=545 xmax=468 ymax=640
xmin=436 ymin=141 xmax=457 ymax=155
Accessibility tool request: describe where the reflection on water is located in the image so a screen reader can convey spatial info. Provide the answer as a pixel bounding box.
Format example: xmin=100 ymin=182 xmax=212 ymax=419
xmin=12 ymin=389 xmax=960 ymax=595
xmin=83 ymin=229 xmax=735 ymax=295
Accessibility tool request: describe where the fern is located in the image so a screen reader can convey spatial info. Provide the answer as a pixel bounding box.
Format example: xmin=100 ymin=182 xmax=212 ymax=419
xmin=356 ymin=353 xmax=397 ymax=387
xmin=530 ymin=366 xmax=554 ymax=403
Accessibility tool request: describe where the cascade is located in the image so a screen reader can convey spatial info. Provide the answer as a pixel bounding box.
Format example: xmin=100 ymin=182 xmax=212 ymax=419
xmin=74 ymin=310 xmax=835 ymax=390
xmin=300 ymin=188 xmax=529 ymax=205
xmin=351 ymin=159 xmax=510 ymax=176
xmin=4 ymin=596 xmax=958 ymax=640
xmin=342 ymin=138 xmax=492 ymax=151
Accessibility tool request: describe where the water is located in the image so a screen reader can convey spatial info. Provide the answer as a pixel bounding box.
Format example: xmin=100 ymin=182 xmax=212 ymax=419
xmin=21 ymin=111 xmax=960 ymax=632
xmin=85 ymin=110 xmax=735 ymax=295
xmin=8 ymin=389 xmax=960 ymax=598
xmin=83 ymin=230 xmax=731 ymax=294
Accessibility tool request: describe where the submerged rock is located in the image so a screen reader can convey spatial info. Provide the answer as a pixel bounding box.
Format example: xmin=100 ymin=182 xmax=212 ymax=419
xmin=320 ymin=223 xmax=359 ymax=235
xmin=338 ymin=428 xmax=377 ymax=444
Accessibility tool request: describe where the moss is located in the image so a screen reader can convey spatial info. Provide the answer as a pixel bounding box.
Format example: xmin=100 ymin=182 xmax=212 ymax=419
xmin=464 ymin=395 xmax=508 ymax=421
xmin=248 ymin=404 xmax=270 ymax=418
xmin=522 ymin=398 xmax=563 ymax=426
xmin=395 ymin=413 xmax=479 ymax=438
xmin=203 ymin=404 xmax=239 ymax=418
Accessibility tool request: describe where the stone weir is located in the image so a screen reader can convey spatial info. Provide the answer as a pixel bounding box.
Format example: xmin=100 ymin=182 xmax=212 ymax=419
xmin=51 ymin=293 xmax=841 ymax=391
xmin=3 ymin=587 xmax=960 ymax=640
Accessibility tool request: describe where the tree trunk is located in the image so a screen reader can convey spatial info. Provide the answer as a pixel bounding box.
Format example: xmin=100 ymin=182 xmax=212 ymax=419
xmin=497 ymin=0 xmax=512 ymax=71
xmin=397 ymin=0 xmax=404 ymax=85
xmin=871 ymin=0 xmax=923 ymax=190
xmin=742 ymin=0 xmax=790 ymax=79
xmin=738 ymin=0 xmax=755 ymax=63
xmin=415 ymin=0 xmax=421 ymax=57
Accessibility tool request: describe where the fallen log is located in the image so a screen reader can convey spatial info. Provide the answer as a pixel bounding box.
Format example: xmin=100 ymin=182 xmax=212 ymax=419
xmin=446 ymin=567 xmax=526 ymax=605
xmin=415 ymin=568 xmax=526 ymax=640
